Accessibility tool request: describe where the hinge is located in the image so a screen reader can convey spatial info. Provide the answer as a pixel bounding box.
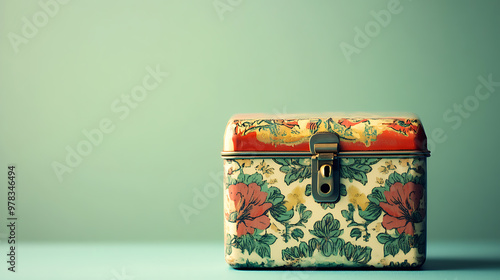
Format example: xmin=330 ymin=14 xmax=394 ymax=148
xmin=309 ymin=133 xmax=340 ymax=203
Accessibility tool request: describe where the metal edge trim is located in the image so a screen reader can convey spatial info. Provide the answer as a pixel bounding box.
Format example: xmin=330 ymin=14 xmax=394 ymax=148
xmin=221 ymin=150 xmax=431 ymax=159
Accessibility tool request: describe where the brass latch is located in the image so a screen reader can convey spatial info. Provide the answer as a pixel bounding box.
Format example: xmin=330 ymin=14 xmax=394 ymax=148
xmin=309 ymin=133 xmax=340 ymax=203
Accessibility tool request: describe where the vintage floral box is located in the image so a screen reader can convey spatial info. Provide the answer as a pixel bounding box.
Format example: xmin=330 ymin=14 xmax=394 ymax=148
xmin=221 ymin=113 xmax=430 ymax=268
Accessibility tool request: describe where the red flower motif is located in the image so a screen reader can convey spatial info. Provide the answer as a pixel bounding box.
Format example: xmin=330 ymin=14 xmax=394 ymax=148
xmin=387 ymin=119 xmax=419 ymax=136
xmin=379 ymin=182 xmax=424 ymax=236
xmin=226 ymin=183 xmax=272 ymax=236
xmin=306 ymin=122 xmax=319 ymax=133
xmin=338 ymin=118 xmax=369 ymax=129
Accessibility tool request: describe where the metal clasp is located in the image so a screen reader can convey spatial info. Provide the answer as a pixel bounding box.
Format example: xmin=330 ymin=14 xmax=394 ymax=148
xmin=309 ymin=133 xmax=340 ymax=203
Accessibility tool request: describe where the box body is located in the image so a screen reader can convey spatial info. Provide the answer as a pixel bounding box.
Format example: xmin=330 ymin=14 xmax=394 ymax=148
xmin=222 ymin=114 xmax=429 ymax=268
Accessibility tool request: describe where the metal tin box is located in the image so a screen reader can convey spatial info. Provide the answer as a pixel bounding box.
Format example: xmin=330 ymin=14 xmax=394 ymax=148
xmin=221 ymin=114 xmax=430 ymax=268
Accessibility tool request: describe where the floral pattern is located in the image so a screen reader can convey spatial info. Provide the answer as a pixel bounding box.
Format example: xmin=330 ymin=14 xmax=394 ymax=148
xmin=225 ymin=115 xmax=426 ymax=151
xmin=226 ymin=183 xmax=272 ymax=236
xmin=379 ymin=182 xmax=424 ymax=236
xmin=224 ymin=157 xmax=427 ymax=268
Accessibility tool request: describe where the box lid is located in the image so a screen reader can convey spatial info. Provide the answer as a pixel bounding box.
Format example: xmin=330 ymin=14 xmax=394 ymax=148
xmin=222 ymin=113 xmax=428 ymax=154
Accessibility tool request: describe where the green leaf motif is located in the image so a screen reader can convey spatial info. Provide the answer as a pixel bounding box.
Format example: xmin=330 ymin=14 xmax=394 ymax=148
xmin=281 ymin=248 xmax=292 ymax=260
xmin=309 ymin=213 xmax=345 ymax=256
xmin=308 ymin=238 xmax=320 ymax=252
xmin=239 ymin=234 xmax=256 ymax=255
xmin=358 ymin=202 xmax=382 ymax=221
xmin=326 ymin=216 xmax=342 ymax=237
xmin=225 ymin=176 xmax=238 ymax=188
xmin=265 ymin=186 xmax=285 ymax=205
xmin=321 ymin=213 xmax=335 ymax=231
xmin=236 ymin=172 xmax=268 ymax=190
xmin=343 ymin=241 xmax=354 ymax=257
xmin=377 ymin=232 xmax=414 ymax=257
xmin=310 ymin=213 xmax=337 ymax=238
xmin=341 ymin=209 xmax=353 ymax=221
xmin=321 ymin=239 xmax=334 ymax=257
xmin=301 ymin=209 xmax=312 ymax=222
xmin=281 ymin=212 xmax=376 ymax=264
xmin=279 ymin=204 xmax=311 ymax=243
xmin=281 ymin=243 xmax=305 ymax=260
xmin=254 ymin=242 xmax=271 ymax=258
xmin=299 ymin=242 xmax=310 ymax=257
xmin=350 ymin=228 xmax=362 ymax=240
xmin=321 ymin=202 xmax=336 ymax=210
xmin=414 ymin=232 xmax=426 ymax=254
xmin=225 ymin=234 xmax=233 ymax=255
xmin=319 ymin=237 xmax=345 ymax=257
xmin=273 ymin=158 xmax=289 ymax=166
xmin=376 ymin=233 xmax=393 ymax=244
xmin=387 ymin=172 xmax=404 ymax=186
xmin=273 ymin=159 xmax=311 ymax=185
xmin=348 ymin=203 xmax=355 ymax=212
xmin=229 ymin=232 xmax=278 ymax=259
xmin=341 ymin=202 xmax=376 ymax=242
xmin=261 ymin=184 xmax=294 ymax=223
xmin=297 ymin=203 xmax=306 ymax=215
xmin=281 ymin=213 xmax=374 ymax=264
xmin=367 ymin=185 xmax=388 ymax=204
xmin=246 ymin=172 xmax=264 ymax=186
xmin=296 ymin=204 xmax=312 ymax=224
xmin=384 ymin=240 xmax=400 ymax=257
xmin=362 ymin=158 xmax=382 ymax=166
xmin=308 ymin=229 xmax=324 ymax=239
xmin=377 ymin=233 xmax=399 ymax=257
xmin=291 ymin=228 xmax=304 ymax=241
xmin=227 ymin=212 xmax=238 ymax=223
xmin=305 ymin=184 xmax=311 ymax=196
xmin=332 ymin=238 xmax=345 ymax=256
xmin=398 ymin=234 xmax=411 ymax=254
xmin=340 ymin=158 xmax=381 ymax=185
xmin=237 ymin=172 xmax=245 ymax=184
xmin=270 ymin=203 xmax=294 ymax=222
xmin=342 ymin=242 xmax=372 ymax=264
xmin=282 ymin=241 xmax=310 ymax=260
xmin=340 ymin=183 xmax=347 ymax=196
xmin=257 ymin=234 xmax=278 ymax=246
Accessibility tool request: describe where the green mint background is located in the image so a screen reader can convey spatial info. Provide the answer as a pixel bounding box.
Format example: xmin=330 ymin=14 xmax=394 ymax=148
xmin=0 ymin=0 xmax=499 ymax=244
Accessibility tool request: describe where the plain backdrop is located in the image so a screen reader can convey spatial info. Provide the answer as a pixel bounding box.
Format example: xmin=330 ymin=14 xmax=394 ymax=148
xmin=1 ymin=0 xmax=499 ymax=245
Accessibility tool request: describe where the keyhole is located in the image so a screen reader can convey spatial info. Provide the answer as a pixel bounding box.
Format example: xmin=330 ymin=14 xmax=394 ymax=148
xmin=320 ymin=164 xmax=332 ymax=178
xmin=320 ymin=183 xmax=331 ymax=194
